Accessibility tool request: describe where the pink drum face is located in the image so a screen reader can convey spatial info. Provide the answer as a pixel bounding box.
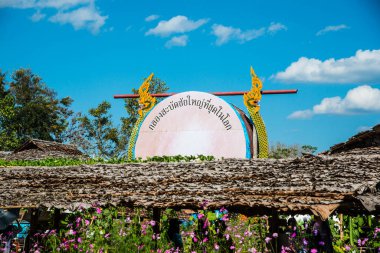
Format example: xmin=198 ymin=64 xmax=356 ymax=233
xmin=134 ymin=91 xmax=252 ymax=159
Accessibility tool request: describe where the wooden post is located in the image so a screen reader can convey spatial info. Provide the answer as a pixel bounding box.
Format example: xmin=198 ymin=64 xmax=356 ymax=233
xmin=25 ymin=208 xmax=39 ymax=253
xmin=339 ymin=214 xmax=344 ymax=241
xmin=152 ymin=208 xmax=161 ymax=235
xmin=53 ymin=208 xmax=61 ymax=232
xmin=152 ymin=208 xmax=161 ymax=250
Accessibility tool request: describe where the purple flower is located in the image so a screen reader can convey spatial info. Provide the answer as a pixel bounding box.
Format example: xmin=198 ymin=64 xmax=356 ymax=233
xmin=221 ymin=214 xmax=229 ymax=221
xmin=344 ymin=245 xmax=351 ymax=251
xmin=150 ymin=220 xmax=156 ymax=226
xmin=358 ymin=238 xmax=368 ymax=246
xmin=272 ymin=233 xmax=278 ymax=238
xmin=319 ymin=241 xmax=325 ymax=246
xmin=303 ymin=238 xmax=308 ymax=245
xmin=265 ymin=237 xmax=272 ymax=243
xmin=203 ymin=218 xmax=209 ymax=229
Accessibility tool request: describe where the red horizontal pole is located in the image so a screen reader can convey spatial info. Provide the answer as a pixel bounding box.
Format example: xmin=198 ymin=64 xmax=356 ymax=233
xmin=113 ymin=89 xmax=298 ymax=99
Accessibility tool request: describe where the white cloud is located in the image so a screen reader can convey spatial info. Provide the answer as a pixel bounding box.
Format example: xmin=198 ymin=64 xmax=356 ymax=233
xmin=211 ymin=24 xmax=265 ymax=45
xmin=268 ymin=22 xmax=287 ymax=34
xmin=165 ymin=35 xmax=188 ymax=48
xmin=145 ymin=14 xmax=159 ymax=22
xmin=288 ymin=85 xmax=380 ymax=119
xmin=273 ymin=49 xmax=380 ymax=84
xmin=30 ymin=10 xmax=45 ymax=21
xmin=316 ymin=24 xmax=349 ymax=36
xmin=211 ymin=22 xmax=286 ymax=45
xmin=0 ymin=0 xmax=106 ymax=34
xmin=288 ymin=110 xmax=314 ymax=119
xmin=0 ymin=0 xmax=91 ymax=9
xmin=0 ymin=0 xmax=35 ymax=8
xmin=357 ymin=126 xmax=372 ymax=132
xmin=146 ymin=15 xmax=208 ymax=37
xmin=49 ymin=4 xmax=107 ymax=34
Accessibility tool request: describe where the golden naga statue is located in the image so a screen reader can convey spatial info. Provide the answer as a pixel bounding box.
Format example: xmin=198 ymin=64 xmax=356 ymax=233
xmin=243 ymin=67 xmax=262 ymax=114
xmin=138 ymin=73 xmax=156 ymax=116
xmin=243 ymin=66 xmax=268 ymax=158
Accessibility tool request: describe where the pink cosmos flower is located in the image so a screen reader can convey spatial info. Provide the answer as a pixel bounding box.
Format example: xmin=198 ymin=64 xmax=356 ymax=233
xmin=203 ymin=218 xmax=209 ymax=229
xmin=221 ymin=214 xmax=229 ymax=221
xmin=67 ymin=229 xmax=76 ymax=235
xmin=96 ymin=208 xmax=102 ymax=214
xmin=265 ymin=237 xmax=272 ymax=243
xmin=214 ymin=243 xmax=219 ymax=250
xmin=197 ymin=213 xmax=205 ymax=219
xmin=85 ymin=220 xmax=90 ymax=226
xmin=230 ymin=246 xmax=235 ymax=250
xmin=311 ymin=249 xmax=318 ymax=253
xmin=77 ymin=237 xmax=82 ymax=243
xmin=344 ymin=245 xmax=351 ymax=251
xmin=104 ymin=233 xmax=110 ymax=239
xmin=150 ymin=220 xmax=156 ymax=226
xmin=272 ymin=233 xmax=278 ymax=238
xmin=202 ymin=237 xmax=208 ymax=243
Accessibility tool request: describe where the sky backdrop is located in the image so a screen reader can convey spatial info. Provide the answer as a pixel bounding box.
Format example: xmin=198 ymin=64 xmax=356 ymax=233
xmin=1 ymin=0 xmax=380 ymax=151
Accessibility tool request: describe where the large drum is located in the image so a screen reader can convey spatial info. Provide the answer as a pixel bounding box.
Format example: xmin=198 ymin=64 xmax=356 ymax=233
xmin=134 ymin=91 xmax=257 ymax=159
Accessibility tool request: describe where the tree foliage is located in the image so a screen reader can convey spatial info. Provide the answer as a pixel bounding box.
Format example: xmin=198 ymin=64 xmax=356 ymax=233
xmin=268 ymin=143 xmax=318 ymax=159
xmin=60 ymin=76 xmax=169 ymax=158
xmin=0 ymin=69 xmax=73 ymax=150
xmin=68 ymin=102 xmax=119 ymax=158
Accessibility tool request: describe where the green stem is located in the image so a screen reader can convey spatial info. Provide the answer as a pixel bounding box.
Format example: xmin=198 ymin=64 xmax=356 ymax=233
xmin=368 ymin=215 xmax=372 ymax=228
xmin=349 ymin=216 xmax=354 ymax=246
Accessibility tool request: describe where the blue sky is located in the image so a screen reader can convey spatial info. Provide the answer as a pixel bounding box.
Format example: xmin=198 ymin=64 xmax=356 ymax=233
xmin=1 ymin=0 xmax=379 ymax=151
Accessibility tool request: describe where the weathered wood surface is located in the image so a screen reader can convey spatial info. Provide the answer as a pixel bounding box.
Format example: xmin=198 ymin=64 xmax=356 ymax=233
xmin=5 ymin=149 xmax=85 ymax=161
xmin=0 ymin=154 xmax=379 ymax=219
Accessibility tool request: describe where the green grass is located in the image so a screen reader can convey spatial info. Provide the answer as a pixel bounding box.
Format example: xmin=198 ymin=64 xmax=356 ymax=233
xmin=0 ymin=155 xmax=214 ymax=167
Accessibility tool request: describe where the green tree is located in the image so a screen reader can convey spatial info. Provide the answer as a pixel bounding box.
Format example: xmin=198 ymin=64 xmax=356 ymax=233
xmin=0 ymin=69 xmax=73 ymax=150
xmin=64 ymin=76 xmax=169 ymax=158
xmin=268 ymin=143 xmax=318 ymax=159
xmin=68 ymin=102 xmax=119 ymax=158
xmin=0 ymin=70 xmax=18 ymax=150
